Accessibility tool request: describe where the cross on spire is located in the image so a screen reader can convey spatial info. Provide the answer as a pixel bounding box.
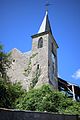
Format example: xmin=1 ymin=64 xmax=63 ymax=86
xmin=45 ymin=0 xmax=50 ymax=12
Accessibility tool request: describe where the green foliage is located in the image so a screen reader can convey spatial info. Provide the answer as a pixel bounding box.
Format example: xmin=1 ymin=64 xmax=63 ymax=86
xmin=0 ymin=44 xmax=3 ymax=50
xmin=23 ymin=57 xmax=32 ymax=77
xmin=63 ymin=102 xmax=80 ymax=115
xmin=30 ymin=53 xmax=38 ymax=59
xmin=0 ymin=44 xmax=10 ymax=80
xmin=30 ymin=68 xmax=41 ymax=89
xmin=14 ymin=85 xmax=80 ymax=115
xmin=0 ymin=77 xmax=24 ymax=108
xmin=23 ymin=53 xmax=38 ymax=77
xmin=0 ymin=43 xmax=24 ymax=109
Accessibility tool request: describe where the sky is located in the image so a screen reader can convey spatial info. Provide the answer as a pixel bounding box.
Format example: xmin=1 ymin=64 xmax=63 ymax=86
xmin=0 ymin=0 xmax=80 ymax=86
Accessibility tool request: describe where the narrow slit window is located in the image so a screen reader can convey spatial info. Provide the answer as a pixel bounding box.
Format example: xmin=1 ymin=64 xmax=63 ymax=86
xmin=37 ymin=64 xmax=39 ymax=69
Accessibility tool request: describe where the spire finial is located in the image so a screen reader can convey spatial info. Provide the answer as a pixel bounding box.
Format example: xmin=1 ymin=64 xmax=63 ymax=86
xmin=45 ymin=0 xmax=50 ymax=13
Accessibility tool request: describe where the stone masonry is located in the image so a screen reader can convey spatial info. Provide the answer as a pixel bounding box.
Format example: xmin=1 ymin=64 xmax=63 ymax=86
xmin=7 ymin=11 xmax=58 ymax=91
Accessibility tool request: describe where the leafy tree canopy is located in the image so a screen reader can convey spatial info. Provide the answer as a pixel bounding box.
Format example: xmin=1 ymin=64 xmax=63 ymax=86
xmin=0 ymin=44 xmax=10 ymax=80
xmin=15 ymin=85 xmax=80 ymax=115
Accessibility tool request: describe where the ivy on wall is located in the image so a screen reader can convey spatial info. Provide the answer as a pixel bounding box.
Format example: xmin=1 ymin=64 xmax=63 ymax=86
xmin=23 ymin=59 xmax=32 ymax=77
xmin=23 ymin=53 xmax=38 ymax=77
xmin=30 ymin=67 xmax=41 ymax=89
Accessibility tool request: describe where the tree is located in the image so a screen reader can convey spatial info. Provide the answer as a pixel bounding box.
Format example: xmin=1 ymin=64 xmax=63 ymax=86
xmin=0 ymin=44 xmax=24 ymax=108
xmin=14 ymin=85 xmax=80 ymax=115
xmin=0 ymin=44 xmax=10 ymax=80
xmin=63 ymin=102 xmax=80 ymax=115
xmin=0 ymin=78 xmax=24 ymax=108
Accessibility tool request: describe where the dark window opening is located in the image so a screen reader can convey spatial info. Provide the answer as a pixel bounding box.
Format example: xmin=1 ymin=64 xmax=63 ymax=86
xmin=52 ymin=43 xmax=54 ymax=54
xmin=37 ymin=64 xmax=39 ymax=69
xmin=48 ymin=60 xmax=50 ymax=66
xmin=51 ymin=43 xmax=56 ymax=56
xmin=13 ymin=59 xmax=15 ymax=62
xmin=52 ymin=64 xmax=54 ymax=74
xmin=38 ymin=37 xmax=43 ymax=48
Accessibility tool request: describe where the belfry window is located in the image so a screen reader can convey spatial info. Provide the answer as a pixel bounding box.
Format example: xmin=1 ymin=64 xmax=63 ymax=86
xmin=38 ymin=37 xmax=43 ymax=48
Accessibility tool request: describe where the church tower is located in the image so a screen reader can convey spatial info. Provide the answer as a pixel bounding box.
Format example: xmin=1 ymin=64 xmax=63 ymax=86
xmin=31 ymin=11 xmax=58 ymax=89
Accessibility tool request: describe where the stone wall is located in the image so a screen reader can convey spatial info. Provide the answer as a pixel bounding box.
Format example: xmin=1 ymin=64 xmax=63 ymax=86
xmin=7 ymin=31 xmax=59 ymax=91
xmin=7 ymin=48 xmax=32 ymax=90
xmin=0 ymin=108 xmax=80 ymax=120
xmin=32 ymin=33 xmax=49 ymax=88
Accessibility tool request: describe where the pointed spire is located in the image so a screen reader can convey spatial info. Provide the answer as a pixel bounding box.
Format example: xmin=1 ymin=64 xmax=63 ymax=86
xmin=38 ymin=11 xmax=52 ymax=34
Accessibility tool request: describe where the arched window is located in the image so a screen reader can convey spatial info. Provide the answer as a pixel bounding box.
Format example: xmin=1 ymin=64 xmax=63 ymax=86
xmin=38 ymin=37 xmax=43 ymax=48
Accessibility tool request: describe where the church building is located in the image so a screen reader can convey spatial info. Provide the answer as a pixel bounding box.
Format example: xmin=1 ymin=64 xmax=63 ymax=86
xmin=7 ymin=10 xmax=80 ymax=101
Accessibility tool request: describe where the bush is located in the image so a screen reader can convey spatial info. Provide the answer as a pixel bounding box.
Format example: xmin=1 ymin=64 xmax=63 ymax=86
xmin=14 ymin=84 xmax=80 ymax=115
xmin=0 ymin=77 xmax=24 ymax=108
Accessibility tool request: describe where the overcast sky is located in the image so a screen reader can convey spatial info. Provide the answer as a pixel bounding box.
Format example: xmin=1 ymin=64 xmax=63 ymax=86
xmin=0 ymin=0 xmax=80 ymax=86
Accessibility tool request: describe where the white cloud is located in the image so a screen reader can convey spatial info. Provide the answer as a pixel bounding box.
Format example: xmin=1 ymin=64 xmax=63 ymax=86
xmin=72 ymin=69 xmax=80 ymax=79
